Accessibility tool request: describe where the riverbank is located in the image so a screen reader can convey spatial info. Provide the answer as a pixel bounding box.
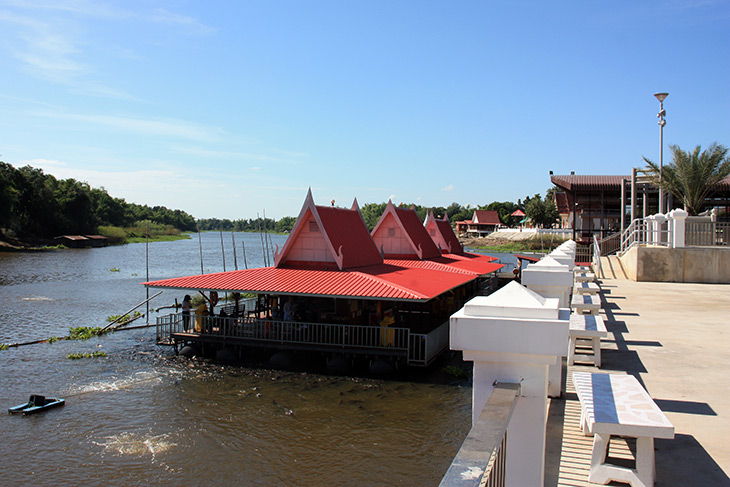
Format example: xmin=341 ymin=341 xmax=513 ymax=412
xmin=460 ymin=230 xmax=567 ymax=252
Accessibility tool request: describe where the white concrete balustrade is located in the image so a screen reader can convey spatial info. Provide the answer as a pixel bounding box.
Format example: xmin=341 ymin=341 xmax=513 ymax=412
xmin=450 ymin=281 xmax=569 ymax=487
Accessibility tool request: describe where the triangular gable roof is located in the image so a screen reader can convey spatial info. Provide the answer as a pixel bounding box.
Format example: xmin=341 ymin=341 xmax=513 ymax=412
xmin=472 ymin=210 xmax=501 ymax=225
xmin=274 ymin=189 xmax=382 ymax=270
xmin=371 ymin=201 xmax=441 ymax=260
xmin=424 ymin=210 xmax=463 ymax=254
xmin=510 ymin=209 xmax=526 ymax=217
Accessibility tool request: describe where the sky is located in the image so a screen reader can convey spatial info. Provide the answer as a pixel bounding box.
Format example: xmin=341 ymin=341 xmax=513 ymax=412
xmin=1 ymin=1 xmax=729 ymax=220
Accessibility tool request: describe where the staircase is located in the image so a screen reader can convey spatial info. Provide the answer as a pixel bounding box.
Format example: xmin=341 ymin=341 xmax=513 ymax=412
xmin=598 ymin=255 xmax=628 ymax=280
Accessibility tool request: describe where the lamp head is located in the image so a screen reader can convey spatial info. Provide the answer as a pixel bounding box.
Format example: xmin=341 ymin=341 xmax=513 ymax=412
xmin=654 ymin=92 xmax=669 ymax=103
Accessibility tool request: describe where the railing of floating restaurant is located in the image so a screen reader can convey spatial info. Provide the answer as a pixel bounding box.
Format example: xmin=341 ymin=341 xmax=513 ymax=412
xmin=156 ymin=312 xmax=446 ymax=366
xmin=439 ymin=383 xmax=520 ymax=487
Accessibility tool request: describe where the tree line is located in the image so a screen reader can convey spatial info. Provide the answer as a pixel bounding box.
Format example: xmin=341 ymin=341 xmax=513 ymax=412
xmin=0 ymin=162 xmax=197 ymax=242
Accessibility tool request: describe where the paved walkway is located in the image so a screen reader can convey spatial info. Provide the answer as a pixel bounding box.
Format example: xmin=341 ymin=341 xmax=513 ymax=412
xmin=544 ymin=278 xmax=730 ymax=486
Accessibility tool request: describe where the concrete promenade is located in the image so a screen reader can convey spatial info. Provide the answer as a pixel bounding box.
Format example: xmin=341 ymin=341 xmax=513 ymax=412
xmin=544 ymin=278 xmax=730 ymax=486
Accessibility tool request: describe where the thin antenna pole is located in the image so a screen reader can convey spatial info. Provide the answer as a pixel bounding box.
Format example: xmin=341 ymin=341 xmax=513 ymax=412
xmin=231 ymin=231 xmax=238 ymax=270
xmin=197 ymin=223 xmax=204 ymax=274
xmin=219 ymin=228 xmax=226 ymax=272
xmin=263 ymin=209 xmax=271 ymax=266
xmin=146 ymin=220 xmax=149 ymax=324
xmin=257 ymin=213 xmax=267 ymax=267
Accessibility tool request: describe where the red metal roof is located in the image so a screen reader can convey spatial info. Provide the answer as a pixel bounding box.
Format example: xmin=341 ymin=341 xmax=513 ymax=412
xmin=510 ymin=209 xmax=526 ymax=217
xmin=425 ymin=210 xmax=464 ymax=254
xmin=551 ymin=175 xmax=629 ymax=191
xmin=371 ymin=202 xmax=441 ymax=259
xmin=143 ymin=256 xmax=502 ymax=301
xmin=317 ymin=205 xmax=383 ymax=268
xmin=274 ymin=189 xmax=382 ymax=270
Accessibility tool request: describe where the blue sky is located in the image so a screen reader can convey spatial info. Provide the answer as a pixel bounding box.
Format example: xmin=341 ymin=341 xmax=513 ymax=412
xmin=1 ymin=1 xmax=728 ymax=219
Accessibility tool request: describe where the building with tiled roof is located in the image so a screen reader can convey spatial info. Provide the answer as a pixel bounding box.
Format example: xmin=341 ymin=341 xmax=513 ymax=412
xmin=455 ymin=209 xmax=503 ymax=236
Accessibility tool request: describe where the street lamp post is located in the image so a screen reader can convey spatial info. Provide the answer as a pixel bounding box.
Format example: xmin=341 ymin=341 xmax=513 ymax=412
xmin=654 ymin=92 xmax=669 ymax=214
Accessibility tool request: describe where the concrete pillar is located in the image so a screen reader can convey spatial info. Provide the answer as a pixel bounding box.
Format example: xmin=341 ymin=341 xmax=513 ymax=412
xmin=451 ymin=282 xmax=569 ymax=487
xmin=645 ymin=214 xmax=655 ymax=244
xmin=669 ymin=209 xmax=688 ymax=248
xmin=548 ymin=248 xmax=575 ymax=270
xmin=653 ymin=213 xmax=667 ymax=245
xmin=521 ymin=256 xmax=573 ymax=397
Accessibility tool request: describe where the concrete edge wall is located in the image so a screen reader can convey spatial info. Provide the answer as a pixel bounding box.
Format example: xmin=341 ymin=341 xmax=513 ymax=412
xmin=619 ymin=246 xmax=730 ymax=283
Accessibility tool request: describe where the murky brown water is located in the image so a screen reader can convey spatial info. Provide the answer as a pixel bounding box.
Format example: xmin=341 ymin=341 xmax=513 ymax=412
xmin=0 ymin=234 xmax=471 ymax=486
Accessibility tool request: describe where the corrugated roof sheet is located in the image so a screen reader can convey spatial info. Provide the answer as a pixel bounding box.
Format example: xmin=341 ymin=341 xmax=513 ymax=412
xmin=144 ymin=255 xmax=503 ymax=301
xmin=434 ymin=218 xmax=463 ymax=254
xmin=317 ymin=205 xmax=383 ymax=268
xmin=392 ymin=207 xmax=441 ymax=259
xmin=551 ymin=175 xmax=629 ymax=191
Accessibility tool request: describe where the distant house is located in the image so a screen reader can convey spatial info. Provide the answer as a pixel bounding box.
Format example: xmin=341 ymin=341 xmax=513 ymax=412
xmin=455 ymin=210 xmax=502 ymax=236
xmin=54 ymin=235 xmax=109 ymax=248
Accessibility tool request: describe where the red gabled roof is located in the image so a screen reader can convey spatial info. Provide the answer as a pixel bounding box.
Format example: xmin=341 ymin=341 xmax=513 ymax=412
xmin=274 ymin=189 xmax=382 ymax=270
xmin=371 ymin=201 xmax=441 ymax=260
xmin=424 ymin=210 xmax=463 ymax=254
xmin=435 ymin=252 xmax=502 ymax=275
xmin=510 ymin=209 xmax=526 ymax=217
xmin=472 ymin=210 xmax=501 ymax=226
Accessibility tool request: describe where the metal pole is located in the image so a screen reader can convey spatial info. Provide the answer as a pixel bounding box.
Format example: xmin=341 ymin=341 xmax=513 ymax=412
xmin=631 ymin=168 xmax=637 ymax=223
xmin=197 ymin=223 xmax=204 ymax=274
xmin=620 ymin=179 xmax=626 ymax=232
xmin=654 ymin=92 xmax=668 ymax=214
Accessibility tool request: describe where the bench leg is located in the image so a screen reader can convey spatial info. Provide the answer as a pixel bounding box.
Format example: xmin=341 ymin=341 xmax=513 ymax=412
xmin=589 ymin=433 xmax=655 ymax=487
xmin=592 ymin=336 xmax=601 ymax=367
xmin=568 ymin=336 xmax=577 ymax=366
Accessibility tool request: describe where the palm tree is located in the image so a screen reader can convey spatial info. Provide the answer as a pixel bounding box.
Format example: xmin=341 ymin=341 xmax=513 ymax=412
xmin=643 ymin=143 xmax=730 ymax=215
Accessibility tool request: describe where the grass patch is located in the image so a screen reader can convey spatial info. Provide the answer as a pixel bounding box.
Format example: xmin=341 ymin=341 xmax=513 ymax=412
xmin=68 ymin=351 xmax=108 ymax=360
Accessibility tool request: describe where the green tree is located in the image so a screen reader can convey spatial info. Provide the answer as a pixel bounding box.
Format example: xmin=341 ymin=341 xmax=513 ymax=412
xmin=643 ymin=143 xmax=730 ymax=215
xmin=525 ymin=193 xmax=559 ymax=228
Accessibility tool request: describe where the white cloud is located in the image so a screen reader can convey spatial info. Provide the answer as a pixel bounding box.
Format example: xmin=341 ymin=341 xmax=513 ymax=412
xmin=31 ymin=111 xmax=225 ymax=141
xmin=441 ymin=184 xmax=455 ymax=192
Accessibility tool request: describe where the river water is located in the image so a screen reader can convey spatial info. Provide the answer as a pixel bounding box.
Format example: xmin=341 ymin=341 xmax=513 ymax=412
xmin=0 ymin=233 xmax=472 ymax=486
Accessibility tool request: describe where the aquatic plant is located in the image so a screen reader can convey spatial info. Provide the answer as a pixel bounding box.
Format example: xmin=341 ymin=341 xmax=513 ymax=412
xmin=47 ymin=336 xmax=61 ymax=344
xmin=67 ymin=351 xmax=108 ymax=360
xmin=0 ymin=343 xmax=9 ymax=351
xmin=109 ymin=267 xmax=120 ymax=272
xmin=68 ymin=326 xmax=107 ymax=340
xmin=106 ymin=311 xmax=142 ymax=323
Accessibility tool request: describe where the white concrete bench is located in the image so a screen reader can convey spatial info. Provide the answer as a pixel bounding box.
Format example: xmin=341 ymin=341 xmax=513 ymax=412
xmin=574 ymin=281 xmax=600 ymax=295
xmin=569 ymin=314 xmax=607 ymax=366
xmin=574 ymin=271 xmax=596 ymax=283
xmin=571 ymin=294 xmax=601 ymax=315
xmin=572 ymin=372 xmax=674 ymax=487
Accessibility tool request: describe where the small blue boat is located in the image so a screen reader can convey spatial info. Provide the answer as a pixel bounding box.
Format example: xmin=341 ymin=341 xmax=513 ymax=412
xmin=8 ymin=395 xmax=65 ymax=415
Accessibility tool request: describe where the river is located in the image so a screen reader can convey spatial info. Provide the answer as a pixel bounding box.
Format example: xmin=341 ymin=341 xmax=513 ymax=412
xmin=0 ymin=233 xmax=473 ymax=486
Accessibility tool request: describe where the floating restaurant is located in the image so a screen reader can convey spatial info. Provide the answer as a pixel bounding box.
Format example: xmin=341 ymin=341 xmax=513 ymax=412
xmin=145 ymin=190 xmax=503 ymax=371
